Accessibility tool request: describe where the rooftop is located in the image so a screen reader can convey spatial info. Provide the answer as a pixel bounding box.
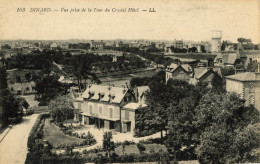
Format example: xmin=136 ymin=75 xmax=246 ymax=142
xmin=123 ymin=102 xmax=147 ymax=110
xmin=225 ymin=72 xmax=259 ymax=81
xmin=81 ymin=84 xmax=128 ymax=103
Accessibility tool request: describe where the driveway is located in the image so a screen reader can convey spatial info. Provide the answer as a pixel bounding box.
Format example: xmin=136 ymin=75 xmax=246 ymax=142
xmin=0 ymin=114 xmax=39 ymax=164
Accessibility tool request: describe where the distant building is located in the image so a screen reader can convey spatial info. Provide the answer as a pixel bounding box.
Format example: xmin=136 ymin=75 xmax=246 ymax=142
xmin=116 ymin=41 xmax=124 ymax=48
xmin=73 ymin=84 xmax=149 ymax=133
xmin=60 ymin=42 xmax=69 ymax=49
xmin=226 ymin=69 xmax=260 ymax=111
xmin=90 ymin=40 xmax=105 ymax=49
xmin=166 ymin=63 xmax=192 ymax=83
xmin=201 ymin=41 xmax=211 ymax=53
xmin=211 ymin=30 xmax=222 ymax=52
xmin=9 ymin=81 xmax=36 ymax=95
xmin=129 ymin=41 xmax=139 ymax=48
xmin=189 ymin=67 xmax=222 ymax=86
xmin=214 ymin=53 xmax=245 ymax=70
xmin=155 ymin=42 xmax=165 ymax=50
xmin=164 ymin=46 xmax=173 ymax=54
xmin=175 ymin=39 xmax=184 ymax=49
xmin=166 ymin=63 xmax=222 ymax=86
xmin=188 ymin=42 xmax=201 ymax=52
xmin=50 ymin=43 xmax=58 ymax=50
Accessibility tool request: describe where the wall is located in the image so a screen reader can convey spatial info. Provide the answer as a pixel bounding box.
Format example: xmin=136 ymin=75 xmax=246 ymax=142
xmin=121 ymin=109 xmax=136 ymax=132
xmin=81 ymin=100 xmax=120 ymax=121
xmin=243 ymin=81 xmax=260 ymax=111
xmin=211 ymin=38 xmax=221 ymax=52
xmin=226 ymin=79 xmax=260 ymax=111
xmin=226 ymin=79 xmax=244 ymax=98
xmin=166 ymin=67 xmax=190 ymax=83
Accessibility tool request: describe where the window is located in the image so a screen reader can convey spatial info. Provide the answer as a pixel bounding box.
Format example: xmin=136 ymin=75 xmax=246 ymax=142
xmin=89 ymin=105 xmax=93 ymax=114
xmin=124 ymin=97 xmax=127 ymax=102
xmin=125 ymin=111 xmax=129 ymax=120
xmin=128 ymin=96 xmax=132 ymax=102
xmin=99 ymin=106 xmax=102 ymax=114
xmin=109 ymin=108 xmax=113 ymax=118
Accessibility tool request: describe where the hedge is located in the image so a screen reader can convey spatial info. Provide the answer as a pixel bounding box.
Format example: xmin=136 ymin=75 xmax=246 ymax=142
xmin=26 ymin=152 xmax=171 ymax=164
xmin=27 ymin=113 xmax=49 ymax=150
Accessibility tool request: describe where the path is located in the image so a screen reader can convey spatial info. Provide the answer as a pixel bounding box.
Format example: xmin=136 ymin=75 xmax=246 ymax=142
xmin=0 ymin=114 xmax=39 ymax=164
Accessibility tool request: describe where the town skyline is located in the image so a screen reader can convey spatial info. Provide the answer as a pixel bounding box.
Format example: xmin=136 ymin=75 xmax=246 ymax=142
xmin=0 ymin=0 xmax=259 ymax=43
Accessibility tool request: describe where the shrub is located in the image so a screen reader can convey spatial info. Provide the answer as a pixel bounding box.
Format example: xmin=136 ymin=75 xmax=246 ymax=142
xmin=137 ymin=143 xmax=146 ymax=154
xmin=82 ymin=149 xmax=87 ymax=154
xmin=27 ymin=114 xmax=45 ymax=149
xmin=123 ymin=140 xmax=131 ymax=145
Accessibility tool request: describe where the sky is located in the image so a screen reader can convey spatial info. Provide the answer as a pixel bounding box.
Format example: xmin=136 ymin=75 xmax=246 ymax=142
xmin=0 ymin=0 xmax=259 ymax=43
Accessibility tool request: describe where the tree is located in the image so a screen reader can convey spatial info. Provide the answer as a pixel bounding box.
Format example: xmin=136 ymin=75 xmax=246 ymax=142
xmin=0 ymin=67 xmax=25 ymax=125
xmin=166 ymin=97 xmax=197 ymax=163
xmin=247 ymin=62 xmax=258 ymax=72
xmin=34 ymin=75 xmax=68 ymax=105
xmin=16 ymin=97 xmax=29 ymax=114
xmin=49 ymin=95 xmax=74 ymax=122
xmin=201 ymin=45 xmax=206 ymax=53
xmin=25 ymin=72 xmax=32 ymax=82
xmin=238 ymin=38 xmax=252 ymax=44
xmin=0 ymin=66 xmax=8 ymax=90
xmin=136 ymin=143 xmax=146 ymax=154
xmin=70 ymin=54 xmax=98 ymax=92
xmin=211 ymin=74 xmax=225 ymax=93
xmin=194 ymin=92 xmax=260 ymax=164
xmin=16 ymin=75 xmax=21 ymax=83
xmin=188 ymin=47 xmax=198 ymax=53
xmin=221 ymin=41 xmax=227 ymax=51
xmin=102 ymin=131 xmax=115 ymax=157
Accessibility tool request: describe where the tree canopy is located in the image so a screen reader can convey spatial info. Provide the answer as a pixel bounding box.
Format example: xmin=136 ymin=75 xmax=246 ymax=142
xmin=49 ymin=95 xmax=74 ymax=122
xmin=194 ymin=92 xmax=260 ymax=164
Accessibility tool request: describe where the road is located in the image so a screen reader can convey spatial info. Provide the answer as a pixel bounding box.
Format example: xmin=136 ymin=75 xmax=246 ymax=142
xmin=0 ymin=114 xmax=39 ymax=164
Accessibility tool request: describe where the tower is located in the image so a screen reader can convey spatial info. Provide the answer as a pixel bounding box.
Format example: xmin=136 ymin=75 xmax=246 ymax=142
xmin=211 ymin=30 xmax=222 ymax=52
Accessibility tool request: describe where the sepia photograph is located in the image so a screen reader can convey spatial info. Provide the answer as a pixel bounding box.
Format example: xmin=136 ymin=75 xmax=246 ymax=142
xmin=0 ymin=0 xmax=260 ymax=163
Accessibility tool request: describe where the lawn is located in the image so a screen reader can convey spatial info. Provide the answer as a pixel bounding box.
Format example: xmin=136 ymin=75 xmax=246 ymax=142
xmin=43 ymin=118 xmax=84 ymax=147
xmin=115 ymin=143 xmax=167 ymax=156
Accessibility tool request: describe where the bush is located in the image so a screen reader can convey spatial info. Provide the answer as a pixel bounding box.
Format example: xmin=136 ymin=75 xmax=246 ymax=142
xmin=137 ymin=143 xmax=146 ymax=154
xmin=25 ymin=151 xmax=171 ymax=163
xmin=27 ymin=114 xmax=44 ymax=149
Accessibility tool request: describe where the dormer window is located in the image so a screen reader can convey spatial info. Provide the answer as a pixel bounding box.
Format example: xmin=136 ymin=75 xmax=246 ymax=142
xmin=98 ymin=92 xmax=105 ymax=100
xmin=88 ymin=91 xmax=95 ymax=98
xmin=108 ymin=93 xmax=115 ymax=102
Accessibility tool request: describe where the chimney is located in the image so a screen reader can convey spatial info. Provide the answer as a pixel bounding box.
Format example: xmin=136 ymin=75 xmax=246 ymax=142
xmin=123 ymin=86 xmax=126 ymax=94
xmin=133 ymin=85 xmax=138 ymax=103
xmin=255 ymin=63 xmax=260 ymax=80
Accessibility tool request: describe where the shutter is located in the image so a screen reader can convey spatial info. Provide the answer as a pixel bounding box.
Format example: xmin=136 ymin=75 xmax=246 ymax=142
xmin=125 ymin=111 xmax=129 ymax=120
xmin=109 ymin=108 xmax=113 ymax=118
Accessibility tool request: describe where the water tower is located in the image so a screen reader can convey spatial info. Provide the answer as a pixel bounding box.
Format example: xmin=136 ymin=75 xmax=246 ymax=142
xmin=211 ymin=30 xmax=222 ymax=52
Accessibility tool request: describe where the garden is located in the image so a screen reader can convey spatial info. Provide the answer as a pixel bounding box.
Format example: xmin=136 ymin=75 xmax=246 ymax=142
xmin=43 ymin=118 xmax=96 ymax=149
xmin=25 ymin=113 xmax=173 ymax=164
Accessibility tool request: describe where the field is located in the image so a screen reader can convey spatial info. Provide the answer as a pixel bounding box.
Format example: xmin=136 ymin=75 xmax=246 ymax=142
xmin=43 ymin=119 xmax=84 ymax=147
xmin=100 ymin=68 xmax=158 ymax=86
